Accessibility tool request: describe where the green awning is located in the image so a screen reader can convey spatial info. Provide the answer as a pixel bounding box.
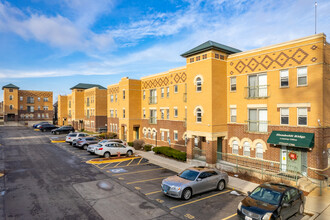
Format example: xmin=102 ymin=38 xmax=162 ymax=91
xmin=267 ymin=131 xmax=314 ymax=148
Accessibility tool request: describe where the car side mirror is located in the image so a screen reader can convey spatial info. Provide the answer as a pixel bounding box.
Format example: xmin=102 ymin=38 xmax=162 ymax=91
xmin=247 ymin=191 xmax=251 ymax=196
xmin=283 ymin=203 xmax=290 ymax=208
xmin=196 ymin=178 xmax=202 ymax=182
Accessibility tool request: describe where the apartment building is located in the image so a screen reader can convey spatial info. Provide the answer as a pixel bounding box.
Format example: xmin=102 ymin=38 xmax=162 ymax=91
xmin=57 ymin=83 xmax=107 ymax=132
xmin=225 ymin=33 xmax=330 ymax=178
xmin=2 ymin=83 xmax=53 ymax=125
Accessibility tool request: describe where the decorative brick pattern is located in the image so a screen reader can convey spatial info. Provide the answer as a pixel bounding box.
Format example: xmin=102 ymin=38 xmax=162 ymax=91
xmin=108 ymin=87 xmax=119 ymax=94
xmin=142 ymin=72 xmax=186 ymax=89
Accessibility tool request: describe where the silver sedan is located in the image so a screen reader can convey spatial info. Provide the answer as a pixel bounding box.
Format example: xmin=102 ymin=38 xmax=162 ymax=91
xmin=161 ymin=167 xmax=228 ymax=200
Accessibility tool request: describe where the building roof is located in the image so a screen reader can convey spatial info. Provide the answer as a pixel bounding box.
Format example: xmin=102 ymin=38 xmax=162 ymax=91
xmin=180 ymin=40 xmax=241 ymax=58
xmin=70 ymin=83 xmax=106 ymax=90
xmin=2 ymin=83 xmax=19 ymax=90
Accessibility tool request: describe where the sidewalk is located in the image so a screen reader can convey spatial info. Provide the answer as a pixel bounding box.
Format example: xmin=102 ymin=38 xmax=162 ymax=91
xmin=135 ymin=150 xmax=258 ymax=194
xmin=136 ymin=150 xmax=330 ymax=220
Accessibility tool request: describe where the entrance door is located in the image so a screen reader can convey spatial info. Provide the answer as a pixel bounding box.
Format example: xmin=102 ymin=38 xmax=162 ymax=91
xmin=287 ymin=147 xmax=301 ymax=173
xmin=217 ymin=137 xmax=222 ymax=161
xmin=281 ymin=146 xmax=287 ymax=172
xmin=135 ymin=127 xmax=139 ymax=140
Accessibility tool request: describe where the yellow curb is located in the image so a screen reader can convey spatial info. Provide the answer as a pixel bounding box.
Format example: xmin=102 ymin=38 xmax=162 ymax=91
xmin=86 ymin=156 xmax=141 ymax=164
xmin=51 ymin=140 xmax=66 ymax=143
xmin=34 ymin=129 xmax=40 ymax=131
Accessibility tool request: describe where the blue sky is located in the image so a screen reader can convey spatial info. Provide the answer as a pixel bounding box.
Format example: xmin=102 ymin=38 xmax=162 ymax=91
xmin=0 ymin=0 xmax=330 ymax=102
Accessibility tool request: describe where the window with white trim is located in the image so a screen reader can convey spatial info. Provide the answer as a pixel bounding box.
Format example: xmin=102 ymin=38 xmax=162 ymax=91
xmin=166 ymin=109 xmax=169 ymax=119
xmin=161 ymin=109 xmax=164 ymax=119
xmin=230 ymin=77 xmax=236 ymax=92
xmin=20 ymin=96 xmax=23 ymax=101
xmin=298 ymin=108 xmax=307 ymax=125
xmin=174 ymin=108 xmax=178 ymax=117
xmin=123 ymin=90 xmax=125 ymax=99
xmin=110 ymin=110 xmax=114 ymax=117
xmin=20 ymin=105 xmax=23 ymax=110
xmin=196 ymin=77 xmax=202 ymax=92
xmin=153 ymin=131 xmax=156 ymax=140
xmin=243 ymin=142 xmax=250 ymax=157
xmin=166 ymin=87 xmax=169 ymax=97
xmin=115 ymin=94 xmax=117 ymax=102
xmin=232 ymin=140 xmax=239 ymax=154
xmin=43 ymin=106 xmax=48 ymax=110
xmin=161 ymin=131 xmax=164 ymax=141
xmin=143 ymin=109 xmax=146 ymax=119
xmin=174 ymin=85 xmax=178 ymax=93
xmin=115 ymin=110 xmax=117 ymax=117
xmin=9 ymin=95 xmax=13 ymax=100
xmin=161 ymin=88 xmax=164 ymax=98
xmin=196 ymin=108 xmax=202 ymax=122
xmin=123 ymin=109 xmax=125 ymax=118
xmin=230 ymin=108 xmax=237 ymax=122
xmin=248 ymin=108 xmax=268 ymax=132
xmin=174 ymin=131 xmax=178 ymax=141
xmin=280 ymin=69 xmax=289 ymax=87
xmin=143 ymin=90 xmax=145 ymax=100
xmin=110 ymin=95 xmax=114 ymax=102
xmin=256 ymin=143 xmax=263 ymax=159
xmin=167 ymin=132 xmax=170 ymax=142
xmin=43 ymin=97 xmax=48 ymax=102
xmin=297 ymin=67 xmax=307 ymax=86
xmin=280 ymin=108 xmax=289 ymax=125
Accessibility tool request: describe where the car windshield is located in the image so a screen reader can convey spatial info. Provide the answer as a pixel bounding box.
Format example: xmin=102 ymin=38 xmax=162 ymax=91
xmin=178 ymin=170 xmax=199 ymax=181
xmin=68 ymin=134 xmax=76 ymax=137
xmin=249 ymin=187 xmax=282 ymax=205
xmin=99 ymin=140 xmax=108 ymax=144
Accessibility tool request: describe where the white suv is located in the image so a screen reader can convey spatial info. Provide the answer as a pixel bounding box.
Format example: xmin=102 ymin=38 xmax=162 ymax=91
xmin=94 ymin=142 xmax=135 ymax=158
xmin=65 ymin=133 xmax=88 ymax=145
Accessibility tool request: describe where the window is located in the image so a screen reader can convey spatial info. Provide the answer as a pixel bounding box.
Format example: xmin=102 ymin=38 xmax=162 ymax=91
xmin=123 ymin=109 xmax=125 ymax=118
xmin=196 ymin=56 xmax=200 ymax=61
xmin=9 ymin=105 xmax=13 ymax=110
xmin=143 ymin=90 xmax=145 ymax=100
xmin=149 ymin=89 xmax=157 ymax=104
xmin=161 ymin=88 xmax=164 ymax=98
xmin=86 ymin=97 xmax=90 ymax=106
xmin=256 ymin=143 xmax=263 ymax=159
xmin=143 ymin=109 xmax=146 ymax=118
xmin=38 ymin=97 xmax=40 ymax=102
xmin=280 ymin=108 xmax=289 ymax=125
xmin=43 ymin=97 xmax=48 ymax=102
xmin=9 ymin=89 xmax=13 ymax=92
xmin=123 ymin=90 xmax=125 ymax=99
xmin=38 ymin=106 xmax=40 ymax=110
xmin=27 ymin=106 xmax=34 ymax=113
xmin=298 ymin=108 xmax=307 ymax=125
xmin=280 ymin=69 xmax=289 ymax=87
xmin=174 ymin=108 xmax=178 ymax=118
xmin=167 ymin=87 xmax=170 ymax=97
xmin=9 ymin=95 xmax=13 ymax=100
xmin=46 ymin=113 xmax=49 ymax=118
xmin=167 ymin=132 xmax=170 ymax=142
xmin=161 ymin=109 xmax=164 ymax=119
xmin=166 ymin=109 xmax=169 ymax=119
xmin=248 ymin=109 xmax=268 ymax=132
xmin=174 ymin=85 xmax=178 ymax=93
xmin=110 ymin=110 xmax=114 ymax=117
xmin=161 ymin=131 xmax=164 ymax=141
xmin=243 ymin=142 xmax=250 ymax=157
xmin=215 ymin=53 xmax=219 ymax=59
xmin=220 ymin=55 xmax=225 ymax=60
xmin=196 ymin=108 xmax=202 ymax=122
xmin=196 ymin=77 xmax=202 ymax=92
xmin=230 ymin=77 xmax=236 ymax=92
xmin=20 ymin=105 xmax=23 ymax=110
xmin=153 ymin=131 xmax=156 ymax=140
xmin=174 ymin=131 xmax=178 ymax=141
xmin=190 ymin=58 xmax=194 ymax=63
xmin=27 ymin=97 xmax=34 ymax=104
xmin=69 ymin=101 xmax=71 ymax=108
xmin=297 ymin=67 xmax=307 ymax=86
xmin=149 ymin=109 xmax=157 ymax=124
xmin=232 ymin=140 xmax=239 ymax=154
xmin=87 ymin=109 xmax=90 ymax=118
xmin=43 ymin=106 xmax=48 ymax=110
xmin=41 ymin=113 xmax=44 ymax=118
xmin=248 ymin=74 xmax=267 ymax=98
xmin=38 ymin=114 xmax=40 ymax=118
xmin=110 ymin=95 xmax=114 ymax=102
xmin=115 ymin=110 xmax=117 ymax=117
xmin=230 ymin=108 xmax=237 ymax=122
xmin=115 ymin=94 xmax=117 ymax=102
xmin=20 ymin=96 xmax=23 ymax=101
xmin=202 ymin=54 xmax=207 ymax=59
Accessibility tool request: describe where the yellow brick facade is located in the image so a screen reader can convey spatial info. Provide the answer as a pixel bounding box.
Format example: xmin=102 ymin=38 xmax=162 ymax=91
xmin=58 ymin=95 xmax=68 ymax=126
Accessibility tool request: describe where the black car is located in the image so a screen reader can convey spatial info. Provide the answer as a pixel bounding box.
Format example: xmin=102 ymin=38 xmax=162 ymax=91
xmin=33 ymin=122 xmax=49 ymax=128
xmin=39 ymin=124 xmax=58 ymax=132
xmin=237 ymin=183 xmax=305 ymax=220
xmin=51 ymin=126 xmax=75 ymax=135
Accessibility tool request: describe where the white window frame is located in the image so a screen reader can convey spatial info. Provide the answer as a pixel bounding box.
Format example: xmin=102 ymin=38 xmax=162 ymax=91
xmin=123 ymin=108 xmax=126 ymax=118
xmin=230 ymin=77 xmax=236 ymax=92
xmin=143 ymin=109 xmax=146 ymax=119
xmin=20 ymin=96 xmax=23 ymax=101
xmin=280 ymin=69 xmax=289 ymax=88
xmin=174 ymin=107 xmax=178 ymax=118
xmin=20 ymin=105 xmax=23 ymax=110
xmin=232 ymin=140 xmax=239 ymax=154
xmin=161 ymin=109 xmax=164 ymax=119
xmin=161 ymin=87 xmax=164 ymax=98
xmin=256 ymin=143 xmax=263 ymax=159
xmin=123 ymin=90 xmax=126 ymax=99
xmin=110 ymin=95 xmax=114 ymax=102
xmin=297 ymin=67 xmax=307 ymax=86
xmin=196 ymin=77 xmax=202 ymax=92
xmin=143 ymin=90 xmax=145 ymax=100
xmin=166 ymin=109 xmax=169 ymax=119
xmin=166 ymin=87 xmax=170 ymax=97
xmin=115 ymin=94 xmax=117 ymax=102
xmin=230 ymin=108 xmax=237 ymax=123
xmin=297 ymin=107 xmax=307 ymax=126
xmin=9 ymin=95 xmax=13 ymax=100
xmin=280 ymin=108 xmax=289 ymax=125
xmin=174 ymin=85 xmax=178 ymax=93
xmin=243 ymin=142 xmax=250 ymax=157
xmin=174 ymin=131 xmax=178 ymax=141
xmin=161 ymin=131 xmax=164 ymax=141
xmin=196 ymin=108 xmax=202 ymax=123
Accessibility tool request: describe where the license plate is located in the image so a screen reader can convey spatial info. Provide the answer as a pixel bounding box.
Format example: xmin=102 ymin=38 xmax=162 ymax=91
xmin=245 ymin=216 xmax=252 ymax=220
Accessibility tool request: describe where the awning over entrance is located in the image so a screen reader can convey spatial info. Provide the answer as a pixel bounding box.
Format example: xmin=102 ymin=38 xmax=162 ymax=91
xmin=267 ymin=131 xmax=314 ymax=149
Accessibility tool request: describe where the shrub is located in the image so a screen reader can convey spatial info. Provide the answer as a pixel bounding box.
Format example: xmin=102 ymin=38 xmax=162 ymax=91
xmin=152 ymin=146 xmax=186 ymax=161
xmin=98 ymin=132 xmax=118 ymax=139
xmin=144 ymin=145 xmax=152 ymax=151
xmin=133 ymin=139 xmax=145 ymax=150
xmin=127 ymin=142 xmax=134 ymax=147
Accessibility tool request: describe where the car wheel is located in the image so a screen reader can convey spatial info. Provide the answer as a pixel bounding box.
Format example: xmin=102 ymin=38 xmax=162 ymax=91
xmin=298 ymin=202 xmax=304 ymax=215
xmin=182 ymin=188 xmax=192 ymax=200
xmin=126 ymin=150 xmax=133 ymax=157
xmin=83 ymin=145 xmax=88 ymax=150
xmin=104 ymin=152 xmax=111 ymax=158
xmin=217 ymin=180 xmax=225 ymax=191
xmin=41 ymin=129 xmax=44 ymax=132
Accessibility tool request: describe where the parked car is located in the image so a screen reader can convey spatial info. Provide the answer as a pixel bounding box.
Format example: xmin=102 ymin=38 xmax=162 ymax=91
xmin=237 ymin=183 xmax=305 ymax=220
xmin=94 ymin=142 xmax=135 ymax=158
xmin=87 ymin=139 xmax=110 ymax=154
xmin=51 ymin=126 xmax=74 ymax=135
xmin=65 ymin=133 xmax=88 ymax=145
xmin=39 ymin=124 xmax=58 ymax=132
xmin=75 ymin=136 xmax=99 ymax=150
xmin=161 ymin=167 xmax=228 ymax=200
xmin=33 ymin=122 xmax=49 ymax=128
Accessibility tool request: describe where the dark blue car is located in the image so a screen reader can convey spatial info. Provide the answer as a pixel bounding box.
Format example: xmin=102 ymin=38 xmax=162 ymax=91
xmin=237 ymin=183 xmax=305 ymax=220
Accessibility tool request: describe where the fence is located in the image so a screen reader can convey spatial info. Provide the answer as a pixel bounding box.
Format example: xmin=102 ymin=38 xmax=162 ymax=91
xmin=192 ymin=148 xmax=206 ymax=162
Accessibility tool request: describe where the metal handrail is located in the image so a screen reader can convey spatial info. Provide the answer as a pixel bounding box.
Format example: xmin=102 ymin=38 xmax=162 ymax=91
xmin=302 ymin=164 xmax=328 ymax=195
xmin=245 ymin=120 xmax=269 ymax=133
xmin=245 ymin=85 xmax=269 ymax=99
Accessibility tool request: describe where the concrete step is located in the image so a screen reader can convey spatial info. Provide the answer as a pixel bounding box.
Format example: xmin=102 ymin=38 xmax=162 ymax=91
xmin=297 ymin=177 xmax=318 ymax=192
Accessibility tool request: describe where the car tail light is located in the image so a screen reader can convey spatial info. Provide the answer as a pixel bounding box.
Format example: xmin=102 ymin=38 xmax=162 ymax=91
xmin=98 ymin=148 xmax=103 ymax=150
